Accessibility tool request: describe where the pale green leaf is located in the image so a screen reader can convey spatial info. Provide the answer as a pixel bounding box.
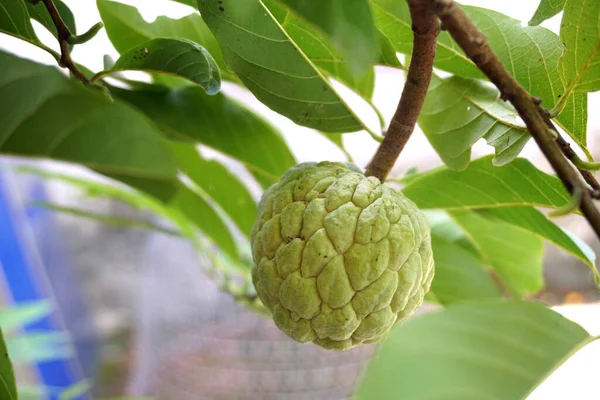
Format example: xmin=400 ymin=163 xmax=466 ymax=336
xmin=6 ymin=332 xmax=73 ymax=363
xmin=0 ymin=328 xmax=17 ymax=400
xmin=357 ymin=300 xmax=593 ymax=400
xmin=449 ymin=210 xmax=545 ymax=297
xmin=430 ymin=234 xmax=502 ymax=305
xmin=559 ymin=0 xmax=600 ymax=93
xmin=529 ymin=0 xmax=566 ymax=25
xmin=110 ymin=84 xmax=295 ymax=187
xmin=275 ymin=0 xmax=379 ymax=75
xmin=58 ymin=381 xmax=91 ymax=400
xmin=420 ymin=75 xmax=529 ymax=170
xmin=197 ymin=0 xmax=371 ymax=133
xmin=0 ymin=301 xmax=52 ymax=332
xmin=372 ymin=0 xmax=589 ymax=153
xmin=170 ymin=143 xmax=257 ymax=237
xmin=0 ymin=51 xmax=179 ymax=202
xmin=106 ymin=38 xmax=221 ymax=94
xmin=402 ymin=156 xmax=570 ymax=211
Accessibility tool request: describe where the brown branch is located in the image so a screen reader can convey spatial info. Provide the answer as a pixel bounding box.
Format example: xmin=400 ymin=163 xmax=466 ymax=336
xmin=431 ymin=0 xmax=600 ymax=240
xmin=42 ymin=0 xmax=90 ymax=84
xmin=365 ymin=0 xmax=440 ymax=181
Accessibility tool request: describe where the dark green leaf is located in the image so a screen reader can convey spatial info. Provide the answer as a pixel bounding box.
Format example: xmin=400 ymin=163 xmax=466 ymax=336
xmin=0 ymin=51 xmax=179 ymax=202
xmin=402 ymin=156 xmax=570 ymax=211
xmin=275 ymin=0 xmax=379 ymax=75
xmin=109 ymin=38 xmax=221 ymax=94
xmin=420 ymin=75 xmax=529 ymax=170
xmin=0 ymin=328 xmax=17 ymax=400
xmin=479 ymin=207 xmax=596 ymax=267
xmin=197 ymin=0 xmax=372 ymax=133
xmin=559 ymin=0 xmax=600 ymax=93
xmin=430 ymin=234 xmax=502 ymax=305
xmin=449 ymin=210 xmax=544 ymax=297
xmin=97 ymin=0 xmax=234 ymax=80
xmin=0 ymin=0 xmax=38 ymax=43
xmin=372 ymin=0 xmax=589 ymax=155
xmin=27 ymin=0 xmax=76 ymax=44
xmin=110 ymin=84 xmax=296 ymax=187
xmin=357 ymin=300 xmax=593 ymax=400
xmin=170 ymin=143 xmax=257 ymax=237
xmin=529 ymin=0 xmax=566 ymax=25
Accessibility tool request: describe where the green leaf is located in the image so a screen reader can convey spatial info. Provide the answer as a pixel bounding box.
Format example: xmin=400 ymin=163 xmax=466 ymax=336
xmin=6 ymin=332 xmax=73 ymax=363
xmin=479 ymin=207 xmax=596 ymax=269
xmin=357 ymin=300 xmax=593 ymax=400
xmin=197 ymin=0 xmax=372 ymax=133
xmin=110 ymin=84 xmax=295 ymax=187
xmin=58 ymin=381 xmax=91 ymax=400
xmin=449 ymin=210 xmax=544 ymax=297
xmin=170 ymin=187 xmax=239 ymax=260
xmin=372 ymin=0 xmax=589 ymax=154
xmin=529 ymin=0 xmax=566 ymax=25
xmin=420 ymin=75 xmax=529 ymax=170
xmin=0 ymin=0 xmax=38 ymax=43
xmin=0 ymin=328 xmax=17 ymax=400
xmin=402 ymin=156 xmax=570 ymax=211
xmin=27 ymin=0 xmax=76 ymax=45
xmin=106 ymin=38 xmax=221 ymax=94
xmin=170 ymin=143 xmax=257 ymax=237
xmin=0 ymin=301 xmax=53 ymax=332
xmin=430 ymin=234 xmax=502 ymax=305
xmin=97 ymin=0 xmax=234 ymax=81
xmin=275 ymin=0 xmax=379 ymax=75
xmin=558 ymin=0 xmax=600 ymax=93
xmin=0 ymin=51 xmax=179 ymax=202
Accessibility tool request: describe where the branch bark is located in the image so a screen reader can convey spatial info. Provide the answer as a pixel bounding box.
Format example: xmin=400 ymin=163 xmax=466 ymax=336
xmin=364 ymin=0 xmax=440 ymax=181
xmin=431 ymin=0 xmax=600 ymax=240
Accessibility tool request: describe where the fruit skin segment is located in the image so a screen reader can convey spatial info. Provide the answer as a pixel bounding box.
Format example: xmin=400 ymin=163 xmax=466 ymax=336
xmin=251 ymin=162 xmax=434 ymax=350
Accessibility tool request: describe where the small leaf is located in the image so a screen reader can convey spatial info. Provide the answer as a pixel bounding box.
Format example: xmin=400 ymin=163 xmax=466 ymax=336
xmin=110 ymin=84 xmax=296 ymax=187
xmin=479 ymin=207 xmax=596 ymax=269
xmin=197 ymin=0 xmax=371 ymax=133
xmin=449 ymin=210 xmax=544 ymax=297
xmin=0 ymin=0 xmax=38 ymax=43
xmin=0 ymin=328 xmax=17 ymax=400
xmin=430 ymin=234 xmax=502 ymax=305
xmin=275 ymin=0 xmax=379 ymax=75
xmin=0 ymin=301 xmax=53 ymax=332
xmin=402 ymin=156 xmax=570 ymax=211
xmin=529 ymin=0 xmax=566 ymax=25
xmin=559 ymin=0 xmax=600 ymax=93
xmin=108 ymin=38 xmax=221 ymax=94
xmin=6 ymin=332 xmax=73 ymax=363
xmin=27 ymin=0 xmax=76 ymax=45
xmin=420 ymin=75 xmax=529 ymax=170
xmin=357 ymin=300 xmax=593 ymax=400
xmin=0 ymin=51 xmax=179 ymax=202
xmin=58 ymin=381 xmax=92 ymax=400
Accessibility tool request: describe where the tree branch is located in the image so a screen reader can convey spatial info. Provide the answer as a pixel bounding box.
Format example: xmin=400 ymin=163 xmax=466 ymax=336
xmin=41 ymin=0 xmax=90 ymax=84
xmin=431 ymin=0 xmax=600 ymax=240
xmin=365 ymin=0 xmax=440 ymax=181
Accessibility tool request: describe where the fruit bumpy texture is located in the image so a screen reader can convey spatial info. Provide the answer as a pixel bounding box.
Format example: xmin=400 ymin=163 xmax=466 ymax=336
xmin=251 ymin=162 xmax=434 ymax=350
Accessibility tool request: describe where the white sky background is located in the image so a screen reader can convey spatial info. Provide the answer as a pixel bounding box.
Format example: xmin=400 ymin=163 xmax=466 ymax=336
xmin=1 ymin=0 xmax=600 ymax=398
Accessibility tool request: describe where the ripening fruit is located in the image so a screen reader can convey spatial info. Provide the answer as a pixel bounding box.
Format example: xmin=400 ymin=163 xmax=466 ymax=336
xmin=250 ymin=162 xmax=434 ymax=350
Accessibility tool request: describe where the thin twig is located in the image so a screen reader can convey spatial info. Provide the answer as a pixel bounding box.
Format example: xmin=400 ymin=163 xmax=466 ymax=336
xmin=41 ymin=0 xmax=90 ymax=83
xmin=431 ymin=0 xmax=600 ymax=240
xmin=365 ymin=0 xmax=440 ymax=181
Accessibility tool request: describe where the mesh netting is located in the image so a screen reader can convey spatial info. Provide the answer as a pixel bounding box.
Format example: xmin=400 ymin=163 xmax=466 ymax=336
xmin=128 ymin=233 xmax=376 ymax=399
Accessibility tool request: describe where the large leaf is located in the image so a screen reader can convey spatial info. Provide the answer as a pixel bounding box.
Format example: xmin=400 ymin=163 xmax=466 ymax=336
xmin=0 ymin=51 xmax=179 ymax=201
xmin=170 ymin=143 xmax=257 ymax=237
xmin=479 ymin=207 xmax=596 ymax=269
xmin=402 ymin=156 xmax=570 ymax=211
xmin=420 ymin=75 xmax=529 ymax=170
xmin=371 ymin=0 xmax=589 ymax=154
xmin=197 ymin=0 xmax=371 ymax=133
xmin=110 ymin=84 xmax=295 ymax=187
xmin=449 ymin=210 xmax=544 ymax=297
xmin=0 ymin=0 xmax=38 ymax=43
xmin=559 ymin=0 xmax=600 ymax=93
xmin=529 ymin=0 xmax=566 ymax=25
xmin=430 ymin=234 xmax=502 ymax=305
xmin=96 ymin=0 xmax=234 ymax=80
xmin=275 ymin=0 xmax=379 ymax=75
xmin=108 ymin=38 xmax=221 ymax=94
xmin=357 ymin=300 xmax=594 ymax=400
xmin=0 ymin=328 xmax=17 ymax=400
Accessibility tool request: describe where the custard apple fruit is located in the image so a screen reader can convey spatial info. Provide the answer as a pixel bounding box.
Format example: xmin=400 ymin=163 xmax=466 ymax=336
xmin=250 ymin=162 xmax=434 ymax=350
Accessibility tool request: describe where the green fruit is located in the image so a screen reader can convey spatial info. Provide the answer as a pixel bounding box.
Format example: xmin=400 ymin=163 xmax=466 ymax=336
xmin=251 ymin=162 xmax=434 ymax=350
